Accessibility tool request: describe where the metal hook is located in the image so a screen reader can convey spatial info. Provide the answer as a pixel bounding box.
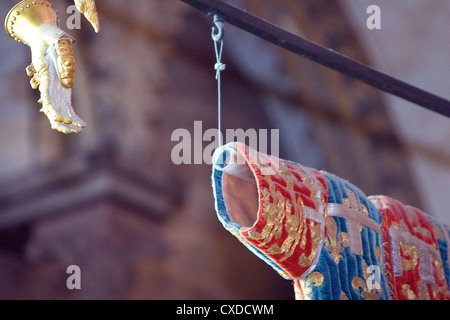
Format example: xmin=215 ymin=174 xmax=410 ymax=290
xmin=211 ymin=13 xmax=224 ymax=42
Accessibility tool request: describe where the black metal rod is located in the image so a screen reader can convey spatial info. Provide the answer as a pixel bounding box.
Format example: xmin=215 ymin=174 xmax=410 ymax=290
xmin=180 ymin=0 xmax=450 ymax=118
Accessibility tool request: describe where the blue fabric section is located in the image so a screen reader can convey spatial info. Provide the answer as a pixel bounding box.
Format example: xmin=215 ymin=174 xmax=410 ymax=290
xmin=211 ymin=144 xmax=450 ymax=299
xmin=427 ymin=215 xmax=450 ymax=288
xmin=443 ymin=225 xmax=450 ymax=287
xmin=303 ymin=173 xmax=390 ymax=300
xmin=212 ymin=146 xmax=450 ymax=299
xmin=211 ymin=144 xmax=287 ymax=277
xmin=312 ymin=250 xmax=341 ymax=300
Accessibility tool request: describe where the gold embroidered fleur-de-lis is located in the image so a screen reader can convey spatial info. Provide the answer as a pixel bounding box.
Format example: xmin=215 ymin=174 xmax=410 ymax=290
xmin=352 ymin=260 xmax=383 ymax=300
xmin=352 ymin=277 xmax=379 ymax=300
xmin=303 ymin=272 xmax=325 ymax=298
xmin=324 ymin=216 xmax=349 ymax=264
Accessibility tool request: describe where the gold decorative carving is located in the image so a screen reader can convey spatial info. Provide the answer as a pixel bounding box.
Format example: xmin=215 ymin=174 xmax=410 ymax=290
xmin=4 ymin=0 xmax=99 ymax=133
xmin=74 ymin=0 xmax=100 ymax=33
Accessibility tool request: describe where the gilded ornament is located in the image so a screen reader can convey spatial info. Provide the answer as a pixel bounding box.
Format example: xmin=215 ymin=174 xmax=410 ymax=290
xmin=340 ymin=291 xmax=349 ymax=300
xmin=74 ymin=0 xmax=100 ymax=32
xmin=401 ymin=284 xmax=417 ymax=300
xmin=4 ymin=0 xmax=99 ymax=134
xmin=298 ymin=255 xmax=312 ymax=268
xmin=248 ymin=190 xmax=286 ymax=246
xmin=352 ymin=276 xmax=379 ymax=300
xmin=399 ymin=242 xmax=419 ymax=272
xmin=56 ymin=38 xmax=75 ymax=88
xmin=277 ymin=162 xmax=296 ymax=191
xmin=324 ymin=216 xmax=349 ymax=264
xmin=302 ymin=272 xmax=325 ymax=298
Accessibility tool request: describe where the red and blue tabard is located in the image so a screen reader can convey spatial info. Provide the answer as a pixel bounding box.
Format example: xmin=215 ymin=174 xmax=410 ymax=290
xmin=212 ymin=142 xmax=450 ymax=300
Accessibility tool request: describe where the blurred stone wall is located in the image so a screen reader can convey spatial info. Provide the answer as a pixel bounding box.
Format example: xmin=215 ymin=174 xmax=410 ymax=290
xmin=341 ymin=0 xmax=450 ymax=225
xmin=0 ymin=0 xmax=434 ymax=299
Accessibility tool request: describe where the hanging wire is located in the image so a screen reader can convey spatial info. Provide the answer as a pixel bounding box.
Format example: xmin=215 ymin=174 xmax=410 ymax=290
xmin=182 ymin=0 xmax=450 ymax=119
xmin=211 ymin=13 xmax=226 ymax=147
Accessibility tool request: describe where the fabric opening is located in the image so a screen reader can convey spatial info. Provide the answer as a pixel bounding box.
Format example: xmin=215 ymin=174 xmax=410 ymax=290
xmin=221 ymin=155 xmax=259 ymax=228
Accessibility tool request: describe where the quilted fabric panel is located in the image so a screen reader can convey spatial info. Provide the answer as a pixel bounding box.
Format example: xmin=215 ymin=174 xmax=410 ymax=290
xmin=296 ymin=173 xmax=390 ymax=300
xmin=211 ymin=142 xmax=450 ymax=300
xmin=371 ymin=196 xmax=450 ymax=299
xmin=212 ymin=142 xmax=328 ymax=280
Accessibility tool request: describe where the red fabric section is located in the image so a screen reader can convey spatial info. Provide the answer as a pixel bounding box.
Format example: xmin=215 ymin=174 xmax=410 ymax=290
xmin=375 ymin=196 xmax=450 ymax=300
xmin=235 ymin=144 xmax=328 ymax=279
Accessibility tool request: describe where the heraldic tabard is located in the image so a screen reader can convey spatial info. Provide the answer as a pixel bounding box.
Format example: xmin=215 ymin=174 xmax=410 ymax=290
xmin=212 ymin=142 xmax=450 ymax=300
